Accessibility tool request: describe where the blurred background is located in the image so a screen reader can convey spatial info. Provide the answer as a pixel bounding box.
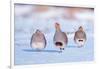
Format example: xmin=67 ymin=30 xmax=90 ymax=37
xmin=14 ymin=3 xmax=94 ymax=65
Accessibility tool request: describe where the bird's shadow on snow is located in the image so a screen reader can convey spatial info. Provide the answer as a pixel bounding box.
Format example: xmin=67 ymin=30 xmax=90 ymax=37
xmin=67 ymin=45 xmax=84 ymax=48
xmin=22 ymin=45 xmax=81 ymax=53
xmin=67 ymin=45 xmax=78 ymax=48
xmin=23 ymin=49 xmax=61 ymax=53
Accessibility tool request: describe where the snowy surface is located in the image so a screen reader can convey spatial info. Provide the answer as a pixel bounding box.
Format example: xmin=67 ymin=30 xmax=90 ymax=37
xmin=14 ymin=4 xmax=94 ymax=65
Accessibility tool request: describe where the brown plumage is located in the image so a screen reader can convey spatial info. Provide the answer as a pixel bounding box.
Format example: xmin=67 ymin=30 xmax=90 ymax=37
xmin=54 ymin=22 xmax=68 ymax=52
xmin=74 ymin=26 xmax=86 ymax=47
xmin=30 ymin=29 xmax=46 ymax=50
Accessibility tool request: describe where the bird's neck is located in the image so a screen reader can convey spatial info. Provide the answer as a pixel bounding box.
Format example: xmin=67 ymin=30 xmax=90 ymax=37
xmin=56 ymin=28 xmax=61 ymax=32
xmin=55 ymin=25 xmax=61 ymax=32
xmin=79 ymin=29 xmax=84 ymax=32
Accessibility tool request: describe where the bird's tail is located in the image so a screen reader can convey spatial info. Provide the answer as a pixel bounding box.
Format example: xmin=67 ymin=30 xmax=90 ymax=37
xmin=55 ymin=42 xmax=63 ymax=46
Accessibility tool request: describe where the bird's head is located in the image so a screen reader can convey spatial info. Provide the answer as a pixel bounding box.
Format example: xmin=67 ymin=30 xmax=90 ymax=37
xmin=79 ymin=26 xmax=84 ymax=31
xmin=55 ymin=22 xmax=61 ymax=31
xmin=36 ymin=29 xmax=41 ymax=33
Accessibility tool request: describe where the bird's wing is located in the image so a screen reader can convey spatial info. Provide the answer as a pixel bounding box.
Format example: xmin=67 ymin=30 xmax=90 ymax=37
xmin=83 ymin=31 xmax=87 ymax=40
xmin=42 ymin=34 xmax=47 ymax=47
xmin=62 ymin=32 xmax=68 ymax=42
xmin=63 ymin=32 xmax=67 ymax=37
xmin=53 ymin=32 xmax=56 ymax=42
xmin=30 ymin=33 xmax=35 ymax=45
xmin=74 ymin=31 xmax=78 ymax=40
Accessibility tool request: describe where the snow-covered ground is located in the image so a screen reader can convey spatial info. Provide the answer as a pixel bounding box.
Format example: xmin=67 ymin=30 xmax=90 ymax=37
xmin=14 ymin=4 xmax=94 ymax=65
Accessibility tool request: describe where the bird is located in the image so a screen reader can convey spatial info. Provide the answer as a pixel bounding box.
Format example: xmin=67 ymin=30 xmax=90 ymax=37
xmin=74 ymin=26 xmax=87 ymax=47
xmin=30 ymin=29 xmax=46 ymax=50
xmin=53 ymin=22 xmax=68 ymax=52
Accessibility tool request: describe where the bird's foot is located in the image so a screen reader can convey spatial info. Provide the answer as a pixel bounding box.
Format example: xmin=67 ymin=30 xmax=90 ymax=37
xmin=59 ymin=48 xmax=63 ymax=53
xmin=62 ymin=48 xmax=64 ymax=50
xmin=60 ymin=48 xmax=64 ymax=50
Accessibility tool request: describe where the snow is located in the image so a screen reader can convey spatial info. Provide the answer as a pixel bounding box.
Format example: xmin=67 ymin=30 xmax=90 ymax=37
xmin=14 ymin=4 xmax=94 ymax=65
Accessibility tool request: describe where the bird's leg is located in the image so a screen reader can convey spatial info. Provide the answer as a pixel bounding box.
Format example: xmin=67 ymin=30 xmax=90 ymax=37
xmin=59 ymin=48 xmax=62 ymax=53
xmin=62 ymin=48 xmax=64 ymax=50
